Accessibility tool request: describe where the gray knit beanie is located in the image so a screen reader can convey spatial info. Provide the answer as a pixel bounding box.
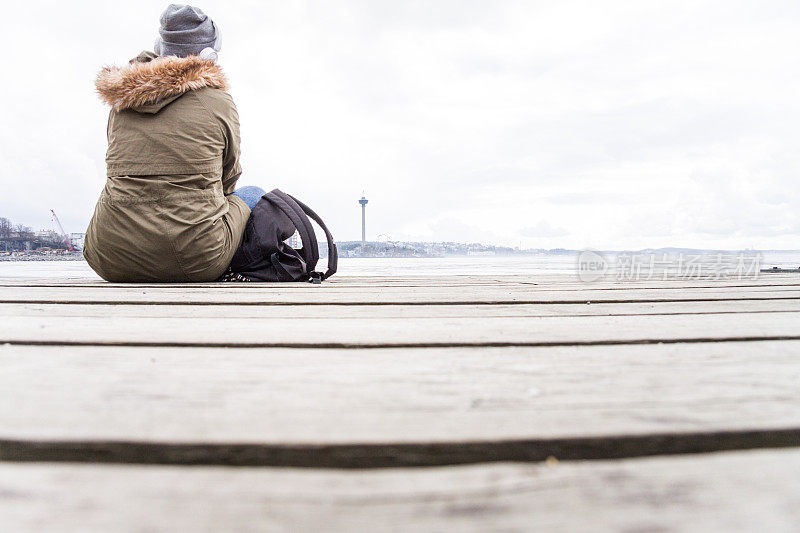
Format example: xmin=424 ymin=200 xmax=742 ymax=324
xmin=154 ymin=4 xmax=221 ymax=59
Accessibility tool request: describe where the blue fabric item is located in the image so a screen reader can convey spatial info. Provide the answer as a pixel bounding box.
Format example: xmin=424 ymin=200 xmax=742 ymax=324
xmin=231 ymin=186 xmax=267 ymax=210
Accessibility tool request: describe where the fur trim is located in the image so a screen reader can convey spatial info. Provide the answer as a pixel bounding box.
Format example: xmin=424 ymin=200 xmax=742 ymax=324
xmin=96 ymin=55 xmax=227 ymax=111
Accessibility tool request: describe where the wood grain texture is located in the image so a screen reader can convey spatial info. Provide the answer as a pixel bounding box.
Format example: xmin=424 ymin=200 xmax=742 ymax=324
xmin=0 ymin=271 xmax=797 ymax=286
xmin=2 ymin=310 xmax=799 ymax=347
xmin=2 ymin=449 xmax=799 ymax=532
xmin=2 ymin=342 xmax=799 ymax=445
xmin=2 ymin=299 xmax=799 ymax=319
xmin=1 ymin=281 xmax=799 ymax=305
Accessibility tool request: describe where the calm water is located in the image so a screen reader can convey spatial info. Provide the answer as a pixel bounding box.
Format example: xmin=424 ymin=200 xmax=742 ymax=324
xmin=1 ymin=252 xmax=799 ymax=279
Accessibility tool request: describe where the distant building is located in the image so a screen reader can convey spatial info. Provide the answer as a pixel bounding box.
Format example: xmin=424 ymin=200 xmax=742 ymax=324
xmin=358 ymin=196 xmax=368 ymax=249
xmin=69 ymin=232 xmax=86 ymax=251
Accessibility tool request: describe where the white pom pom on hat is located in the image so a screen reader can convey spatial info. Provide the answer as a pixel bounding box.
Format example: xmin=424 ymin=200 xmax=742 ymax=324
xmin=198 ymin=47 xmax=218 ymax=61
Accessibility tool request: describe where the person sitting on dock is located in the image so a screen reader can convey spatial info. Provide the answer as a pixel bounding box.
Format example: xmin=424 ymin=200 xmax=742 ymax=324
xmin=84 ymin=4 xmax=266 ymax=282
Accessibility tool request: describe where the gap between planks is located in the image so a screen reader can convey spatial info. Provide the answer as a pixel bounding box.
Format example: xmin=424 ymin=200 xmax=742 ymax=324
xmin=2 ymin=296 xmax=800 ymax=306
xmin=2 ymin=301 xmax=797 ymax=319
xmin=5 ymin=334 xmax=800 ymax=349
xmin=2 ymin=428 xmax=799 ymax=468
xmin=3 ymin=280 xmax=800 ymax=289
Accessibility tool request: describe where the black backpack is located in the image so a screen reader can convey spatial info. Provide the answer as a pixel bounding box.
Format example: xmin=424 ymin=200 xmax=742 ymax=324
xmin=222 ymin=189 xmax=337 ymax=283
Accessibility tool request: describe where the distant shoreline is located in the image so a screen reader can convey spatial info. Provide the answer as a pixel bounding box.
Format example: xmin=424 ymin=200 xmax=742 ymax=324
xmin=2 ymin=249 xmax=799 ymax=263
xmin=0 ymin=254 xmax=85 ymax=262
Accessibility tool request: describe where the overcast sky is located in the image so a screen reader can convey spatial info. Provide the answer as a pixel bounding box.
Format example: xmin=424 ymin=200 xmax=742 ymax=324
xmin=1 ymin=0 xmax=799 ymax=249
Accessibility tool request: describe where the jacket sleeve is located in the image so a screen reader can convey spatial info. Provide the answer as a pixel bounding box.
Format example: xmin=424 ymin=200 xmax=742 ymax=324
xmin=219 ymin=96 xmax=243 ymax=195
xmin=202 ymin=89 xmax=243 ymax=195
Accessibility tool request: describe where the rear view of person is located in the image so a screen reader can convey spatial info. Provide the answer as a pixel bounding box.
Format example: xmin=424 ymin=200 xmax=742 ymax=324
xmin=84 ymin=4 xmax=264 ymax=282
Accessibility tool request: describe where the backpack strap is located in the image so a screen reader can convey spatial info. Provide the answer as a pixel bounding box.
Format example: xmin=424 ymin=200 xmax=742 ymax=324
xmin=265 ymin=190 xmax=319 ymax=274
xmin=286 ymin=193 xmax=338 ymax=280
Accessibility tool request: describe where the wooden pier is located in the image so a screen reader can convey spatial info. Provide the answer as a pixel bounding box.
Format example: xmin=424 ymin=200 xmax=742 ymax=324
xmin=1 ymin=273 xmax=799 ymax=531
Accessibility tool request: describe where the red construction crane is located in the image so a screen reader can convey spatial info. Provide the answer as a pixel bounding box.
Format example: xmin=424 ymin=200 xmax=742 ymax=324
xmin=50 ymin=209 xmax=75 ymax=252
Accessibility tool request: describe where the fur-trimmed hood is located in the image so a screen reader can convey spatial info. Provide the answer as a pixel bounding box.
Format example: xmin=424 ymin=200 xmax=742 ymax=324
xmin=96 ymin=53 xmax=227 ymax=112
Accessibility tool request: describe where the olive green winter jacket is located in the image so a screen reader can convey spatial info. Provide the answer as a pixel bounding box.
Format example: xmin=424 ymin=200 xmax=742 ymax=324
xmin=84 ymin=51 xmax=250 ymax=282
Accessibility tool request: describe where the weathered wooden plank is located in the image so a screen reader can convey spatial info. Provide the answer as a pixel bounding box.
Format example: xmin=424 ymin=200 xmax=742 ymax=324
xmin=2 ymin=310 xmax=798 ymax=346
xmin=3 ymin=278 xmax=799 ymax=291
xmin=2 ymin=275 xmax=799 ymax=289
xmin=0 ymin=278 xmax=800 ymax=296
xmin=1 ymin=299 xmax=798 ymax=320
xmin=0 ymin=271 xmax=795 ymax=281
xmin=2 ymin=449 xmax=799 ymax=532
xmin=2 ymin=285 xmax=798 ymax=306
xmin=1 ymin=342 xmax=799 ymax=445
